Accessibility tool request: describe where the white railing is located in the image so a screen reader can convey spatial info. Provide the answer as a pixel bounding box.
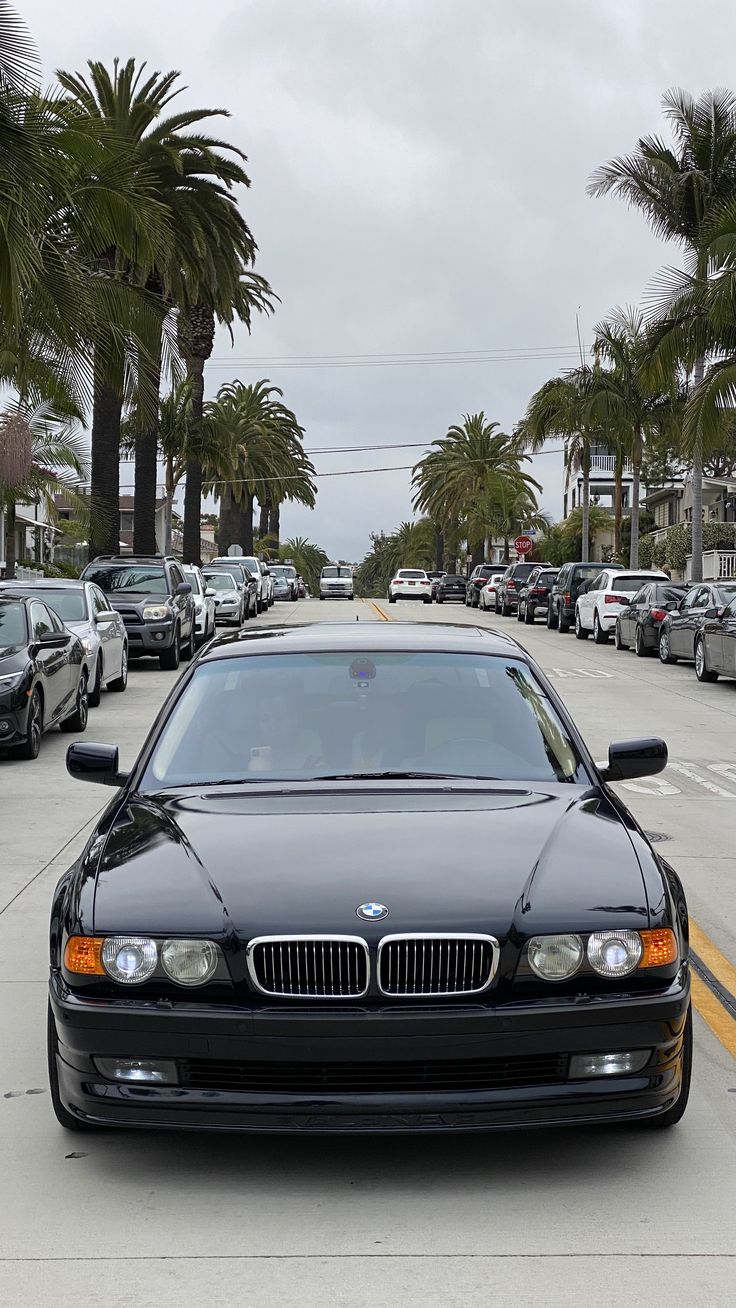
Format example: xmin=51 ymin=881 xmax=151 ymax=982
xmin=685 ymin=551 xmax=736 ymax=581
xmin=589 ymin=455 xmax=633 ymax=474
xmin=16 ymin=565 xmax=44 ymax=580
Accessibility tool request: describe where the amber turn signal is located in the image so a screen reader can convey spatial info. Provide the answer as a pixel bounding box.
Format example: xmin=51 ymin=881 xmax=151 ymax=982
xmin=639 ymin=929 xmax=678 ymax=968
xmin=64 ymin=936 xmax=104 ymax=974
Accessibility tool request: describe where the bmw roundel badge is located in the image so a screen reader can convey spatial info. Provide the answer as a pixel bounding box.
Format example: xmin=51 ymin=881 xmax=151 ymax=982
xmin=356 ymin=902 xmax=389 ymax=921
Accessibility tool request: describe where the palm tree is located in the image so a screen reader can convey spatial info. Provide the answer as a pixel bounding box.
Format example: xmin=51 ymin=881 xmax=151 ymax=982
xmin=278 ymin=537 xmax=329 ymax=593
xmin=589 ymin=88 xmax=736 ymax=581
xmin=522 ymin=371 xmax=599 ymax=562
xmin=1 ymin=403 xmax=90 ymax=574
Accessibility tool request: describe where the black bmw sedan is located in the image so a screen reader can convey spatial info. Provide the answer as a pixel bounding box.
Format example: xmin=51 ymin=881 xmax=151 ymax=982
xmin=0 ymin=595 xmax=89 ymax=759
xmin=49 ymin=623 xmax=691 ymax=1133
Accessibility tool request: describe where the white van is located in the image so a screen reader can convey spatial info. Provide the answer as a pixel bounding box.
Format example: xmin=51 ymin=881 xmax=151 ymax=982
xmin=320 ymin=564 xmax=354 ymax=600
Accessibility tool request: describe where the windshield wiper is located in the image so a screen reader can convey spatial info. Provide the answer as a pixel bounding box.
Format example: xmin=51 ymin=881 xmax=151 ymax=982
xmin=308 ymin=770 xmax=498 ymax=781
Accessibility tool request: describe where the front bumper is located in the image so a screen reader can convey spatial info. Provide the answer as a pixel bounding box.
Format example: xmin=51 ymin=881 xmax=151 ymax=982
xmin=214 ymin=602 xmax=240 ymax=621
xmin=49 ymin=969 xmax=690 ymax=1133
xmin=0 ymin=693 xmax=30 ymax=745
xmin=320 ymin=587 xmax=353 ymax=599
xmin=122 ymin=620 xmax=176 ymax=653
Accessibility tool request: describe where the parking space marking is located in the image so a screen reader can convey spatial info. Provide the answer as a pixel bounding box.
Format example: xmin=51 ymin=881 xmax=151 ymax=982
xmin=549 ymin=667 xmax=615 ymax=679
xmin=668 ymin=761 xmax=736 ymax=797
xmin=620 ymin=775 xmax=682 ymax=796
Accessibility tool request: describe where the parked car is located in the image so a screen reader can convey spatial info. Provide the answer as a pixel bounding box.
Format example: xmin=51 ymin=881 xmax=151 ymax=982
xmin=182 ymin=566 xmax=216 ymax=647
xmin=388 ymin=569 xmax=432 ymax=603
xmin=694 ymin=594 xmax=736 ymax=683
xmin=495 ymin=562 xmax=536 ymax=616
xmin=0 ymin=578 xmax=127 ymax=704
xmin=658 ymin=581 xmax=736 ymax=665
xmin=547 ymin=562 xmax=624 ymax=634
xmin=427 ymin=570 xmax=446 ymax=600
xmin=320 ymin=564 xmax=354 ymax=601
xmin=202 ymin=571 xmax=243 ymax=626
xmin=259 ymin=562 xmax=274 ymax=608
xmin=516 ymin=568 xmax=559 ymax=625
xmin=270 ymin=564 xmax=298 ymax=601
xmin=206 ymin=557 xmax=258 ymax=617
xmin=436 ymin=573 xmax=470 ymax=604
xmin=574 ymin=569 xmax=669 ymax=644
xmin=80 ymin=555 xmax=195 ymax=671
xmin=0 ymin=595 xmax=89 ymax=759
xmin=237 ymin=556 xmax=268 ymax=613
xmin=478 ymin=572 xmax=505 ymax=611
xmin=615 ymin=582 xmax=689 ymax=656
xmin=466 ymin=564 xmax=497 ymax=607
xmin=52 ymin=621 xmax=690 ymax=1133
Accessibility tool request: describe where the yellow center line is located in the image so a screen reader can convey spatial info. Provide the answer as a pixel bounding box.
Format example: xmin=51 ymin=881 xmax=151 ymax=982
xmin=690 ymin=972 xmax=736 ymax=1059
xmin=689 ymin=919 xmax=736 ymax=997
xmin=370 ymin=601 xmax=390 ymax=621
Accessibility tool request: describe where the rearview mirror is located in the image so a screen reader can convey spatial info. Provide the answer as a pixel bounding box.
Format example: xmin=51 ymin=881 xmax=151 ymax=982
xmin=704 ymin=606 xmax=720 ymax=619
xmin=176 ymin=582 xmax=192 ymax=595
xmin=597 ymin=737 xmax=668 ymax=783
xmin=66 ymin=741 xmax=129 ymax=787
xmin=34 ymin=631 xmax=72 ymax=650
xmin=665 ymin=601 xmax=679 ymax=612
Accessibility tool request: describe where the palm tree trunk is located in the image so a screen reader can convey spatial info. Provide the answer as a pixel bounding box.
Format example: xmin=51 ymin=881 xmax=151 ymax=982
xmin=259 ymin=499 xmax=271 ymax=538
xmin=269 ymin=501 xmax=280 ymax=545
xmin=4 ymin=499 xmax=16 ymax=577
xmin=236 ymin=492 xmax=255 ymax=554
xmin=164 ymin=455 xmax=175 ymax=553
xmin=629 ymin=424 xmax=642 ymax=568
xmin=90 ymin=353 xmax=123 ymax=560
xmin=133 ymin=343 xmax=162 ymax=555
xmin=434 ymin=526 xmax=444 ymax=571
xmin=182 ymin=353 xmax=206 ymax=565
xmin=580 ymin=443 xmax=590 ymax=563
xmin=218 ymin=485 xmax=237 ymax=554
xmin=613 ymin=450 xmax=623 ymax=559
xmin=691 ymin=356 xmax=705 ymax=583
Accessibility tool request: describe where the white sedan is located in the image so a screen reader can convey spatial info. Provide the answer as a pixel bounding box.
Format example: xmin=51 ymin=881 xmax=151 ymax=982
xmin=478 ymin=572 xmax=505 ymax=610
xmin=182 ymin=566 xmax=217 ymax=646
xmin=388 ymin=569 xmax=433 ymax=603
xmin=575 ymin=567 xmax=669 ymax=644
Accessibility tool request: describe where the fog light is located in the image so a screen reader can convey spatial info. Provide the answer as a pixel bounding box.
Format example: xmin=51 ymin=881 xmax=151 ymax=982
xmin=569 ymin=1051 xmax=650 ymax=1078
xmin=94 ymin=1057 xmax=178 ymax=1084
xmin=0 ymin=720 xmax=11 ymax=734
xmin=154 ymin=631 xmax=165 ymax=641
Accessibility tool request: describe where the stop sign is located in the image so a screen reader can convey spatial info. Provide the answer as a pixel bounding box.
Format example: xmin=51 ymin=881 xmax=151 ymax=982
xmin=514 ymin=534 xmax=533 ymax=555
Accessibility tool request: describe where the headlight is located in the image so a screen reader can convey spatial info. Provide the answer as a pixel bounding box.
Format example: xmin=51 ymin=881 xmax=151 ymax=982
xmin=102 ymin=935 xmax=158 ymax=984
xmin=142 ymin=605 xmax=170 ymax=620
xmin=587 ymin=930 xmax=642 ymax=978
xmin=0 ymin=672 xmax=23 ymax=687
xmin=527 ymin=934 xmax=584 ymax=980
xmin=161 ymin=938 xmax=218 ymax=986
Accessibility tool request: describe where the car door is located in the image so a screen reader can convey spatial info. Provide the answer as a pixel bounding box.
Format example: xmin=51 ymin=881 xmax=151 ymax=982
xmin=684 ymin=586 xmax=712 ymax=659
xmin=91 ymin=585 xmax=124 ymax=679
xmin=578 ymin=572 xmax=603 ymax=628
xmin=623 ymin=584 xmax=646 ymax=643
xmin=169 ymin=563 xmax=190 ymax=635
xmin=718 ymin=597 xmax=736 ymax=676
xmin=30 ymin=601 xmax=72 ymax=722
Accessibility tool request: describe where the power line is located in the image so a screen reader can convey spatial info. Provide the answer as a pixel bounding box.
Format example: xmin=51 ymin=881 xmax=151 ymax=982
xmin=204 ymin=351 xmax=583 ymax=371
xmin=211 ymin=344 xmax=582 ymax=362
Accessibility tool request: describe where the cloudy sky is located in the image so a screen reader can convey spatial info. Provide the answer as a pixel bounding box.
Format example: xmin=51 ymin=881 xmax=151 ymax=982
xmin=21 ymin=0 xmax=736 ymax=559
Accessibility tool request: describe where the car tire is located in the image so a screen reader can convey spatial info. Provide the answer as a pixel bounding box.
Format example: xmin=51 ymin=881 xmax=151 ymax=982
xmin=47 ymin=1003 xmax=99 ymax=1133
xmin=88 ymin=658 xmax=102 ymax=708
xmin=320 ymin=595 xmax=325 ymax=600
xmin=501 ymin=601 xmax=512 ymax=617
xmin=695 ymin=637 xmax=718 ymax=682
xmin=524 ymin=602 xmax=534 ymax=625
xmin=659 ymin=631 xmax=677 ymax=665
xmin=60 ymin=672 xmax=89 ymax=734
xmin=159 ymin=627 xmax=181 ymax=671
xmin=14 ymin=687 xmax=43 ymax=760
xmin=615 ymin=621 xmax=628 ymax=651
xmin=558 ymin=605 xmax=570 ymax=634
xmin=389 ymin=595 xmax=396 ymax=604
xmin=546 ymin=603 xmax=558 ymax=630
xmin=593 ymin=612 xmax=609 ymax=644
xmin=180 ymin=627 xmax=194 ymax=661
xmin=107 ymin=644 xmax=128 ymax=693
xmin=437 ymin=596 xmax=444 ymax=604
xmin=423 ymin=596 xmax=432 ymax=604
xmin=642 ymin=1006 xmax=692 ymax=1130
xmin=634 ymin=626 xmax=650 ymax=657
xmin=575 ymin=609 xmax=589 ymax=640
xmin=516 ymin=602 xmax=524 ymax=622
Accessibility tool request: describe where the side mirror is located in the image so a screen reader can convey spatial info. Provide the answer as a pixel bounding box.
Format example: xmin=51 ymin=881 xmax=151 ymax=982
xmin=176 ymin=582 xmax=192 ymax=595
xmin=597 ymin=737 xmax=668 ymax=783
xmin=205 ymin=588 xmax=216 ymax=598
xmin=704 ymin=606 xmax=721 ymax=619
xmin=66 ymin=741 xmax=129 ymax=787
xmin=94 ymin=609 xmax=118 ymax=624
xmin=664 ymin=601 xmax=679 ymax=612
xmin=618 ymin=595 xmax=631 ymax=606
xmin=34 ymin=631 xmax=72 ymax=650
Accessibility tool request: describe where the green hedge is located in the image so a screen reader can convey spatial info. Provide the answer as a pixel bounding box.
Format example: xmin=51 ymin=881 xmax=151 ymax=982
xmin=640 ymin=521 xmax=736 ymax=573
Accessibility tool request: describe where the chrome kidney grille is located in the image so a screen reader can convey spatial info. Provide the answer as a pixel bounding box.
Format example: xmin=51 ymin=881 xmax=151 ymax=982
xmin=377 ymin=934 xmax=499 ymax=997
xmin=247 ymin=936 xmax=370 ymax=998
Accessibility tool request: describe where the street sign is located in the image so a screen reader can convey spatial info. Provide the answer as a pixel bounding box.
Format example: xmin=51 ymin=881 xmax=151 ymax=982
xmin=514 ymin=534 xmax=533 ymax=555
xmin=226 ymin=544 xmax=243 ymax=556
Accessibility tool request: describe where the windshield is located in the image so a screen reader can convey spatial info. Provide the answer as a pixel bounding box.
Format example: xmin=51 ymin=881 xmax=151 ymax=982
xmin=322 ymin=566 xmax=352 ymax=578
xmin=85 ymin=565 xmax=165 ymax=595
xmin=142 ymin=650 xmax=581 ymax=788
xmin=204 ymin=573 xmax=237 ymax=592
xmin=271 ymin=566 xmax=296 ymax=579
xmin=0 ymin=602 xmax=27 ymax=649
xmin=17 ymin=589 xmax=86 ymax=621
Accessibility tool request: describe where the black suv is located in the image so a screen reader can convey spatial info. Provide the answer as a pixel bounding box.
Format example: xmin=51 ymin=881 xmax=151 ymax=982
xmin=516 ymin=566 xmax=559 ymax=625
xmin=495 ymin=562 xmax=535 ymax=615
xmin=546 ymin=560 xmax=624 ymax=633
xmin=465 ymin=564 xmax=496 ymax=607
xmin=80 ymin=556 xmax=195 ymax=670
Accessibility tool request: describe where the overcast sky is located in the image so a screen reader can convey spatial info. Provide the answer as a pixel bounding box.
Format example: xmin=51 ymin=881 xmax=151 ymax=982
xmin=21 ymin=0 xmax=736 ymax=559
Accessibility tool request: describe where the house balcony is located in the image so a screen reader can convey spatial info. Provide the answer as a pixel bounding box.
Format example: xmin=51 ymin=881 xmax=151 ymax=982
xmin=589 ymin=455 xmax=633 ymax=474
xmin=686 ymin=551 xmax=736 ymax=582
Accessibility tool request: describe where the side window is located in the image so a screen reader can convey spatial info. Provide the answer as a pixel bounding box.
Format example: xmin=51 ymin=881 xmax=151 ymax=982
xmin=680 ymin=587 xmax=699 ymax=610
xmin=47 ymin=606 xmax=65 ymax=633
xmin=693 ymin=587 xmax=710 ymax=610
xmin=169 ymin=565 xmax=183 ymax=590
xmin=30 ymin=602 xmax=53 ymax=639
xmin=589 ymin=574 xmax=604 ymax=592
xmin=631 ymin=587 xmax=648 ymax=606
xmin=91 ymin=587 xmax=109 ymax=616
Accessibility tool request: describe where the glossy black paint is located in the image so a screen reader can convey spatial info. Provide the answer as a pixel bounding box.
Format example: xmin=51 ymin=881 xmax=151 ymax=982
xmin=0 ymin=596 xmax=85 ymax=751
xmin=548 ymin=561 xmax=624 ymax=631
xmin=516 ymin=568 xmax=559 ymax=624
xmin=699 ymin=595 xmax=736 ymax=680
xmin=495 ymin=563 xmax=536 ymax=616
xmin=67 ymin=741 xmax=128 ymax=787
xmin=49 ymin=621 xmax=690 ymax=1133
xmin=659 ymin=582 xmax=736 ymax=663
xmin=599 ymin=737 xmax=668 ymax=783
xmin=616 ymin=583 xmax=688 ymax=654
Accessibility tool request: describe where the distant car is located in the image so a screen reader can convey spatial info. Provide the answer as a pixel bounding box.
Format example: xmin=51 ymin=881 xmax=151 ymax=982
xmin=320 ymin=565 xmax=354 ymax=601
xmin=0 ymin=594 xmax=89 ymax=759
xmin=427 ymin=570 xmax=446 ymax=600
xmin=238 ymin=556 xmax=268 ymax=613
xmin=575 ymin=569 xmax=669 ymax=644
xmin=516 ymin=568 xmax=559 ymax=625
xmin=259 ymin=563 xmax=274 ymax=608
xmin=547 ymin=562 xmax=624 ymax=634
xmin=80 ymin=555 xmax=195 ymax=671
xmin=296 ymin=576 xmax=307 ymax=599
xmin=495 ymin=562 xmax=536 ymax=616
xmin=388 ymin=569 xmax=432 ymax=603
xmin=478 ymin=573 xmax=505 ymax=611
xmin=182 ymin=566 xmax=216 ymax=647
xmin=270 ymin=565 xmax=298 ymax=601
xmin=615 ymin=582 xmax=689 ymax=656
xmin=658 ymin=581 xmax=736 ymax=665
xmin=0 ymin=578 xmax=127 ymax=705
xmin=436 ymin=573 xmax=467 ymax=604
xmin=202 ymin=571 xmax=243 ymax=626
xmin=466 ymin=564 xmax=496 ymax=607
xmin=695 ymin=595 xmax=736 ymax=683
xmin=205 ymin=558 xmax=258 ymax=618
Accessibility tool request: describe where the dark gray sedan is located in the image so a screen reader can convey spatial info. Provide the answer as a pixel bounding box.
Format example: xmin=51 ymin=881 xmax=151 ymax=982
xmin=615 ymin=582 xmax=688 ymax=657
xmin=695 ymin=595 xmax=736 ymax=682
xmin=658 ymin=581 xmax=736 ymax=665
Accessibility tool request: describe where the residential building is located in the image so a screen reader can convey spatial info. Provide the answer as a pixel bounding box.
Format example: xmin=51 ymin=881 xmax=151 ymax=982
xmin=644 ymin=475 xmax=736 ymax=581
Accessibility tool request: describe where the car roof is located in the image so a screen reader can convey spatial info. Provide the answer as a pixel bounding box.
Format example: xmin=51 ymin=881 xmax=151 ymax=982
xmin=0 ymin=578 xmax=87 ymax=589
xmin=198 ymin=621 xmax=527 ymax=663
xmin=608 ymin=568 xmax=669 ymax=578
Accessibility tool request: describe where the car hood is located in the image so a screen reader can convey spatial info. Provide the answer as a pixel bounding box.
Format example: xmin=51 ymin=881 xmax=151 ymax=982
xmin=0 ymin=646 xmax=29 ymax=672
xmin=91 ymin=785 xmax=650 ymax=939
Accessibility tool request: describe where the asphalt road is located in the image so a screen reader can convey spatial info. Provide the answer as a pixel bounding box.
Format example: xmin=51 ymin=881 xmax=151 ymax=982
xmin=1 ymin=596 xmax=735 ymax=1307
